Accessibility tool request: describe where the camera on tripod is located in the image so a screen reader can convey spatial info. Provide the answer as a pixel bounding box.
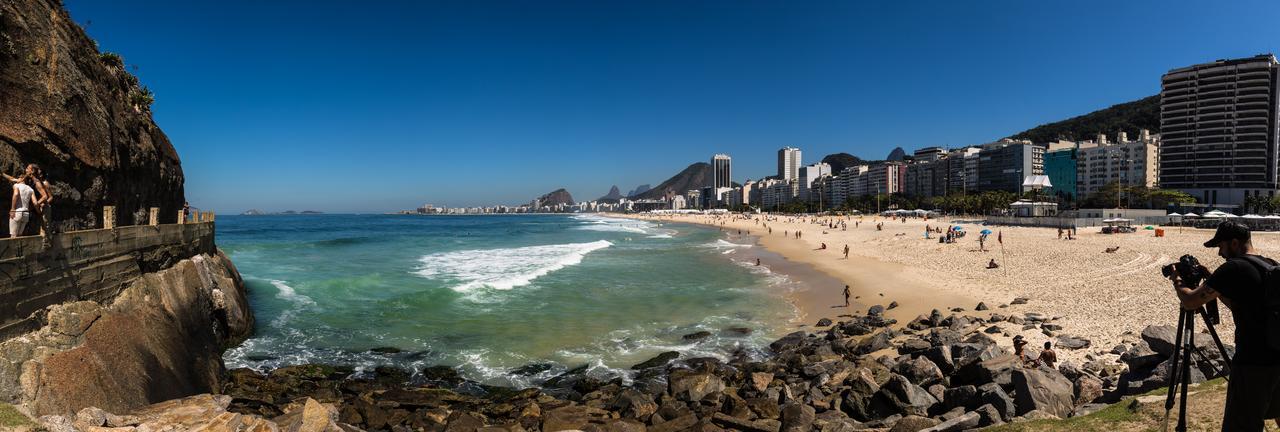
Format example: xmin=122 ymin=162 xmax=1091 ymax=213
xmin=1161 ymin=254 xmax=1220 ymax=325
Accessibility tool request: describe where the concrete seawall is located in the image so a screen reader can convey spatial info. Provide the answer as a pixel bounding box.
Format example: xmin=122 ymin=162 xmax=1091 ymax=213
xmin=0 ymin=222 xmax=255 ymax=416
xmin=0 ymin=223 xmax=217 ymax=340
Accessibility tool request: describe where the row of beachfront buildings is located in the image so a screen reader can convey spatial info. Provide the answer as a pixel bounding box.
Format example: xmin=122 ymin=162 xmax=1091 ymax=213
xmin=661 ymin=53 xmax=1280 ymax=211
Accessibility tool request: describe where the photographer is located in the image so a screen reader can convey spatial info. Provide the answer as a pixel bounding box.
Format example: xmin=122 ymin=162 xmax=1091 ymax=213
xmin=1169 ymin=221 xmax=1280 ymax=431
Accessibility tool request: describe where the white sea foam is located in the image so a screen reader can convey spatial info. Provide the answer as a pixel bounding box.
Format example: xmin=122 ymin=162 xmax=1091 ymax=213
xmin=704 ymin=239 xmax=751 ymax=249
xmin=271 ymin=279 xmax=316 ymax=306
xmin=572 ymin=214 xmax=655 ymax=235
xmin=414 ymin=240 xmax=613 ymax=292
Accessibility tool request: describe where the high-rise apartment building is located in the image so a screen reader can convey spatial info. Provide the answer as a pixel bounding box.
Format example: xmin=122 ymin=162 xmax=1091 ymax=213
xmin=711 ymin=154 xmax=733 ymax=189
xmin=799 ymin=163 xmax=832 ymax=202
xmin=777 ymin=147 xmax=802 ymax=182
xmin=1161 ymin=54 xmax=1280 ymax=205
xmin=1076 ymin=132 xmax=1159 ymax=199
xmin=976 ymin=140 xmax=1044 ymax=193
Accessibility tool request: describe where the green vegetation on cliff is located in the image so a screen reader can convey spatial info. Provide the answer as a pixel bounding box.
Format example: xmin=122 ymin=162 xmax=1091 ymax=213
xmin=1007 ymin=95 xmax=1160 ymax=143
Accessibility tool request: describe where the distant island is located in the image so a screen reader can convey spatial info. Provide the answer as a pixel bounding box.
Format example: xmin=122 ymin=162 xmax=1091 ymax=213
xmin=240 ymin=209 xmax=324 ymax=216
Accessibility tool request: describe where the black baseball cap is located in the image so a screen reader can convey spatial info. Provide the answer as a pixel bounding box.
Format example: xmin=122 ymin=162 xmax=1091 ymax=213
xmin=1204 ymin=221 xmax=1251 ymax=248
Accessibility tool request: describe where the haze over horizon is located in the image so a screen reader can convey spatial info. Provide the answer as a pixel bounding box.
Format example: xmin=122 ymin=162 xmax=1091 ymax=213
xmin=65 ymin=0 xmax=1280 ymax=213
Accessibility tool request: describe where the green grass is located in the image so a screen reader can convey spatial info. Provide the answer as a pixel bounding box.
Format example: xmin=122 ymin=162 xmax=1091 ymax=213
xmin=0 ymin=403 xmax=36 ymax=428
xmin=983 ymin=378 xmax=1230 ymax=432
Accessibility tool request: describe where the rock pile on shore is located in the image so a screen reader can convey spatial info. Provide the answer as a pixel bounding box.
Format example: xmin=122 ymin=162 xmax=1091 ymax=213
xmin=35 ymin=305 xmax=1230 ymax=431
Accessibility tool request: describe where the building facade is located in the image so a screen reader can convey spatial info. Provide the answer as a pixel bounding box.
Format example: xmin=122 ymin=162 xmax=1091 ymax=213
xmin=799 ymin=163 xmax=832 ymax=203
xmin=711 ymin=154 xmax=733 ymax=189
xmin=777 ymin=147 xmax=802 ymax=182
xmin=1160 ymin=54 xmax=1280 ymax=206
xmin=1076 ymin=132 xmax=1159 ymax=199
xmin=976 ymin=140 xmax=1044 ymax=193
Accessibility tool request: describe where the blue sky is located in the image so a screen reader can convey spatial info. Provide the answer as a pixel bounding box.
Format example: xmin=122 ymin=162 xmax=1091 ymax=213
xmin=66 ymin=0 xmax=1280 ymax=213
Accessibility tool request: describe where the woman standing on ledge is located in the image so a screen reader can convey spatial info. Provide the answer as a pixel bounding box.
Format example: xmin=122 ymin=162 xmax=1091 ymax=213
xmin=4 ymin=164 xmax=51 ymax=237
xmin=9 ymin=173 xmax=35 ymax=238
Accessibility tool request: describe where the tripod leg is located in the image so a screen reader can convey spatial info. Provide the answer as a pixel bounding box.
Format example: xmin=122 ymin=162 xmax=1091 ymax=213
xmin=1176 ymin=316 xmax=1194 ymax=432
xmin=1164 ymin=310 xmax=1188 ymax=420
xmin=1196 ymin=307 xmax=1232 ymax=378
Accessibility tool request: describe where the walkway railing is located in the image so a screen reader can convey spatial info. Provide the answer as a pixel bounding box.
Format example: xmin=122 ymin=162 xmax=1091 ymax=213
xmin=0 ymin=206 xmax=217 ymax=339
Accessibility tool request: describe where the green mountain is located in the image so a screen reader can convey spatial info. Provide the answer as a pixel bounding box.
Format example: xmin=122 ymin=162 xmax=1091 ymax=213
xmin=1007 ymin=95 xmax=1160 ymax=143
xmin=632 ymin=162 xmax=712 ymax=200
xmin=820 ymin=153 xmax=871 ymax=174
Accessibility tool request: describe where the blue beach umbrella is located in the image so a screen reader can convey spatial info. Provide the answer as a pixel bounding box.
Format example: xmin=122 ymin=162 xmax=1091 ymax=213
xmin=980 ymin=229 xmax=993 ymax=235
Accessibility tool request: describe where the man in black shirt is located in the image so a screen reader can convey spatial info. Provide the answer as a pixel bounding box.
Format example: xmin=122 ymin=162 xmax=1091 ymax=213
xmin=1171 ymin=221 xmax=1280 ymax=431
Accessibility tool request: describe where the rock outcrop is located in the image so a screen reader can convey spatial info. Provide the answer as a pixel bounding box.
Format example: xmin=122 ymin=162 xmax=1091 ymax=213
xmin=598 ymin=185 xmax=624 ymax=203
xmin=533 ymin=188 xmax=575 ymax=207
xmin=631 ymin=162 xmax=711 ymax=201
xmin=0 ymin=0 xmax=186 ymax=235
xmin=0 ymin=250 xmax=253 ymax=417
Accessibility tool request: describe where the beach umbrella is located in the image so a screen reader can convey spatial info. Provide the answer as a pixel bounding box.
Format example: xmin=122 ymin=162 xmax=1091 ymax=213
xmin=1144 ymin=226 xmax=1155 ymax=230
xmin=1167 ymin=213 xmax=1182 ymax=217
xmin=1184 ymin=213 xmax=1199 ymax=217
xmin=980 ymin=229 xmax=993 ymax=235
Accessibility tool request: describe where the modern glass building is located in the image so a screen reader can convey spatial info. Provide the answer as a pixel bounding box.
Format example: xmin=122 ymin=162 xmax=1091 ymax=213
xmin=1043 ymin=147 xmax=1078 ymax=202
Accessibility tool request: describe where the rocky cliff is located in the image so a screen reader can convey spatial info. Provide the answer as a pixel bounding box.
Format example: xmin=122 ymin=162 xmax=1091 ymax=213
xmin=534 ymin=188 xmax=575 ymax=207
xmin=0 ymin=0 xmax=185 ymax=235
xmin=0 ymin=250 xmax=253 ymax=417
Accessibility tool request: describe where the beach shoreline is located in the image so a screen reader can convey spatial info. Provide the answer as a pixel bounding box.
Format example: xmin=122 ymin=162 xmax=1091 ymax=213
xmin=607 ymin=212 xmax=1278 ymax=367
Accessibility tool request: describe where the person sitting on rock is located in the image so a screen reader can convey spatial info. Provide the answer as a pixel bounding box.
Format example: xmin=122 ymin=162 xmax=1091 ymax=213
xmin=1037 ymin=341 xmax=1058 ymax=369
xmin=1013 ymin=335 xmax=1028 ymax=363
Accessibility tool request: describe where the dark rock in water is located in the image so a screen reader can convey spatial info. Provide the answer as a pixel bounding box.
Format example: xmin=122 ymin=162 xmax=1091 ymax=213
xmin=245 ymin=355 xmax=277 ymax=362
xmin=975 ymin=302 xmax=989 ymax=311
xmin=868 ymin=305 xmax=886 ymax=316
xmin=419 ymin=365 xmax=463 ymax=385
xmin=1056 ymin=335 xmax=1091 ymax=350
xmin=368 ymin=346 xmax=402 ymax=354
xmin=373 ymin=365 xmax=411 ymax=385
xmin=723 ymin=327 xmax=754 ymax=336
xmin=780 ymin=403 xmax=816 ymax=432
xmin=510 ymin=362 xmax=555 ymax=376
xmin=1011 ymin=368 xmax=1074 ymax=418
xmin=888 ymin=301 xmax=900 ymax=310
xmin=631 ymin=351 xmax=680 ymax=370
xmin=1011 ymin=297 xmax=1029 ymax=305
xmin=403 ymin=350 xmax=434 ymax=361
xmin=682 ymin=331 xmax=713 ymax=341
xmin=770 ymin=331 xmax=808 ymax=353
xmin=816 ymin=318 xmax=834 ymax=327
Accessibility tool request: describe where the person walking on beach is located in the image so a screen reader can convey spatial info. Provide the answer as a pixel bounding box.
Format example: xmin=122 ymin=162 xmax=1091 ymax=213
xmin=8 ymin=174 xmax=35 ymax=238
xmin=843 ymin=285 xmax=851 ymax=307
xmin=843 ymin=244 xmax=849 ymax=259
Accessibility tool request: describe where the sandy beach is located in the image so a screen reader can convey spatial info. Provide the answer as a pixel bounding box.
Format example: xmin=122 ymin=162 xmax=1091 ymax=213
xmin=614 ymin=212 xmax=1273 ymax=366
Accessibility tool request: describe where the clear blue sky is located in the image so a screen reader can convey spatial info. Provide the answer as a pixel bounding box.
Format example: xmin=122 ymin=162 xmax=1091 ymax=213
xmin=65 ymin=0 xmax=1280 ymax=213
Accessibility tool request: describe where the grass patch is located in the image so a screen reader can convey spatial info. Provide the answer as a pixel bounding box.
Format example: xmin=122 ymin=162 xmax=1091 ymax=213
xmin=0 ymin=403 xmax=35 ymax=428
xmin=984 ymin=378 xmax=1231 ymax=432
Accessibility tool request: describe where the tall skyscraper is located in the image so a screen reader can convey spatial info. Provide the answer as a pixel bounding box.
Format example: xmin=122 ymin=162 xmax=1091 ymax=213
xmin=777 ymin=147 xmax=801 ymax=181
xmin=1161 ymin=54 xmax=1280 ymax=205
xmin=711 ymin=154 xmax=733 ymax=189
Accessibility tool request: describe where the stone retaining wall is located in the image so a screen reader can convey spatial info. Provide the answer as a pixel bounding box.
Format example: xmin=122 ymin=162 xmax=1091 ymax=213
xmin=0 ymin=222 xmax=215 ymax=340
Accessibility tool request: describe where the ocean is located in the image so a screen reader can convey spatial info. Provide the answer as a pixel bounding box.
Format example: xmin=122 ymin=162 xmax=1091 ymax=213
xmin=219 ymin=213 xmax=800 ymax=387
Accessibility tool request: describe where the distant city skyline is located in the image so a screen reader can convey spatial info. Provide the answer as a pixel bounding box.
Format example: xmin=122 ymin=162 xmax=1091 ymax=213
xmin=63 ymin=0 xmax=1280 ymax=213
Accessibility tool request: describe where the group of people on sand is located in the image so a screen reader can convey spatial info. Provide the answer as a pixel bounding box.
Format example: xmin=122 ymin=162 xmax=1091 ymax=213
xmin=6 ymin=163 xmax=53 ymax=239
xmin=1056 ymin=227 xmax=1076 ymax=240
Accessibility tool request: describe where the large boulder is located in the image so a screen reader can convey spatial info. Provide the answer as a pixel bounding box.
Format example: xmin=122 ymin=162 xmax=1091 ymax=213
xmin=868 ymin=375 xmax=938 ymax=418
xmin=1010 ymin=368 xmax=1074 ymax=418
xmin=668 ymin=369 xmax=725 ymax=402
xmin=893 ymin=356 xmax=943 ymax=387
xmin=780 ymin=403 xmax=816 ymax=432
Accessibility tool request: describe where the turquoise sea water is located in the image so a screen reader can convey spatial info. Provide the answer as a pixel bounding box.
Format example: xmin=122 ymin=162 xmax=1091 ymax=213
xmin=219 ymin=214 xmax=798 ymax=386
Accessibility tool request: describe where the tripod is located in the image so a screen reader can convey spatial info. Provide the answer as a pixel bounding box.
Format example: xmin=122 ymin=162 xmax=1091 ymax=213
xmin=1161 ymin=305 xmax=1231 ymax=432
